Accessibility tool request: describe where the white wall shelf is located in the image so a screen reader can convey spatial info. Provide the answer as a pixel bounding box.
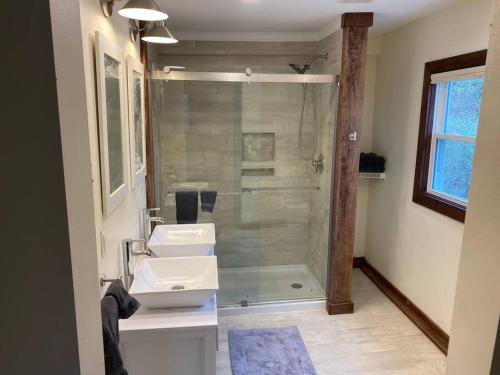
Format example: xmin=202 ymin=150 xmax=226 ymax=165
xmin=359 ymin=172 xmax=386 ymax=180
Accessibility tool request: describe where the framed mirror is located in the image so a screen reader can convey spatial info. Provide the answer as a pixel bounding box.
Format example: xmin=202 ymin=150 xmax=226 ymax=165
xmin=95 ymin=31 xmax=129 ymax=217
xmin=126 ymin=56 xmax=147 ymax=188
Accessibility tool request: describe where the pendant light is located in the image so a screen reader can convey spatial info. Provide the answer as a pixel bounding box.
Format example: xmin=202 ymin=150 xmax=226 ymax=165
xmin=118 ymin=0 xmax=168 ymax=21
xmin=141 ymin=21 xmax=178 ymax=44
xmin=100 ymin=0 xmax=168 ymax=21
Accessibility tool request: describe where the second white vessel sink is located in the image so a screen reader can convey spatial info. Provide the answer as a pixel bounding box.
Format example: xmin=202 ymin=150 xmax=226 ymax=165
xmin=148 ymin=223 xmax=216 ymax=257
xmin=129 ymin=256 xmax=219 ymax=309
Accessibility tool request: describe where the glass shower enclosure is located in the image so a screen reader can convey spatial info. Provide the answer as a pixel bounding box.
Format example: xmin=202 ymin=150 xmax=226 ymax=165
xmin=150 ymin=69 xmax=336 ymax=307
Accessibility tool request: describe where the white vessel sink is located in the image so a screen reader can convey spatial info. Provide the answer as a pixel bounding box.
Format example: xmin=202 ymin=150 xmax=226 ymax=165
xmin=148 ymin=223 xmax=216 ymax=257
xmin=129 ymin=256 xmax=219 ymax=309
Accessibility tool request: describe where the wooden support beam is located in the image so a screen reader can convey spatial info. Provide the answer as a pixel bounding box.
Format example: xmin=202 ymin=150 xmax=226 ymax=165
xmin=327 ymin=13 xmax=373 ymax=315
xmin=341 ymin=13 xmax=374 ymax=28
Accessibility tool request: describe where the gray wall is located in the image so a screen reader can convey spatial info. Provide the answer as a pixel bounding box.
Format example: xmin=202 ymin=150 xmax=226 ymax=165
xmin=0 ymin=1 xmax=80 ymax=373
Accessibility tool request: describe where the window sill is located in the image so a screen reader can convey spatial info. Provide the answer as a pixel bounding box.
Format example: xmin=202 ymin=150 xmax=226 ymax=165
xmin=412 ymin=191 xmax=466 ymax=223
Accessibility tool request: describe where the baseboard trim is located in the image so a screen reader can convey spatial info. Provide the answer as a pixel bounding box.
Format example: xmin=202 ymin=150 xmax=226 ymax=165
xmin=354 ymin=257 xmax=450 ymax=355
xmin=327 ymin=301 xmax=354 ymax=315
xmin=353 ymin=256 xmax=366 ymax=268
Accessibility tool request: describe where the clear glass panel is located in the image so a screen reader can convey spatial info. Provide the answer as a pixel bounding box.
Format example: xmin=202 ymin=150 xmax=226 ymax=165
xmin=150 ymin=75 xmax=334 ymax=307
xmin=104 ymin=54 xmax=124 ymax=193
xmin=432 ymin=139 xmax=475 ymax=202
xmin=441 ymin=78 xmax=484 ymax=137
xmin=152 ymin=80 xmax=259 ymax=306
xmin=133 ymin=71 xmax=145 ymax=172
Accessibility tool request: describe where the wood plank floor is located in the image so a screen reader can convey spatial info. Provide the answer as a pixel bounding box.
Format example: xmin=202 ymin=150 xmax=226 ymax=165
xmin=217 ymin=269 xmax=446 ymax=374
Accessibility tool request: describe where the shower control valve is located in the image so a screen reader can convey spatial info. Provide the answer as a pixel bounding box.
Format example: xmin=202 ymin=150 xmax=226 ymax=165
xmin=312 ymin=154 xmax=325 ymax=174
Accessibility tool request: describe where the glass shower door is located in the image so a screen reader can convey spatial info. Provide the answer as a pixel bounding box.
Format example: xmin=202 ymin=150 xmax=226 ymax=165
xmin=150 ymin=73 xmax=335 ymax=307
xmin=215 ymin=191 xmax=261 ymax=306
xmin=150 ymin=78 xmax=261 ymax=307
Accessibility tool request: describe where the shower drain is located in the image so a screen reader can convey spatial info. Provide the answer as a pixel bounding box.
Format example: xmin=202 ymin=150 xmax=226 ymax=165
xmin=291 ymin=283 xmax=303 ymax=289
xmin=171 ymin=285 xmax=185 ymax=291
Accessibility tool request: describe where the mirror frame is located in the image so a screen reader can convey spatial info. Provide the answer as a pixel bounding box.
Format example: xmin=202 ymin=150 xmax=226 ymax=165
xmin=95 ymin=31 xmax=129 ymax=217
xmin=126 ymin=56 xmax=147 ymax=189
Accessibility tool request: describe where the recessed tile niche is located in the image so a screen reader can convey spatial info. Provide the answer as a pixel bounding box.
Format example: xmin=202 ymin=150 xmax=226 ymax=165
xmin=242 ymin=168 xmax=275 ymax=177
xmin=242 ymin=132 xmax=276 ymax=162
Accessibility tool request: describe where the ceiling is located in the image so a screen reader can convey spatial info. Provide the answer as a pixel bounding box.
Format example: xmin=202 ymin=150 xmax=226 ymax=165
xmin=157 ymin=0 xmax=461 ymax=41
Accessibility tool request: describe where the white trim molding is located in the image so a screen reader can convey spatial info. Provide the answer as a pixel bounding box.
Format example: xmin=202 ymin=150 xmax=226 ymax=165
xmin=172 ymin=16 xmax=343 ymax=43
xmin=431 ymin=66 xmax=485 ymax=84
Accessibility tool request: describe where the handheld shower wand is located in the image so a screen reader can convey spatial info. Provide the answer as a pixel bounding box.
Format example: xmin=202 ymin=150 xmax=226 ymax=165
xmin=289 ymin=53 xmax=329 ymax=168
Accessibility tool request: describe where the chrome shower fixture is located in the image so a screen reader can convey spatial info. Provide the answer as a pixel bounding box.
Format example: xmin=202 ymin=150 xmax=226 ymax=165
xmin=163 ymin=66 xmax=186 ymax=74
xmin=292 ymin=53 xmax=329 ymax=164
xmin=312 ymin=154 xmax=325 ymax=174
xmin=289 ymin=53 xmax=329 ymax=74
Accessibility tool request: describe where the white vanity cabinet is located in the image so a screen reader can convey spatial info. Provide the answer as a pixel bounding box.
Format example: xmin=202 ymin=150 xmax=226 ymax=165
xmin=119 ymin=297 xmax=217 ymax=375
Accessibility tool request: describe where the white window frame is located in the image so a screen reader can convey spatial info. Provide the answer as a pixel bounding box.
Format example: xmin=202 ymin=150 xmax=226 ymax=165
xmin=427 ymin=67 xmax=484 ymax=206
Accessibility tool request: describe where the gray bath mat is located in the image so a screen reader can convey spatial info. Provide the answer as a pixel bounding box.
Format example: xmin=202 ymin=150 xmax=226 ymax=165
xmin=228 ymin=326 xmax=317 ymax=375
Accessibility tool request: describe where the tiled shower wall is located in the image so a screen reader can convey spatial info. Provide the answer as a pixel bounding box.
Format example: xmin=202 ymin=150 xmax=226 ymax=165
xmin=150 ymin=36 xmax=341 ymax=290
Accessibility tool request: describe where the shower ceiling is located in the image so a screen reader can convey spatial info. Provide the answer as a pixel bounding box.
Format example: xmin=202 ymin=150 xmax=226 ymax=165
xmin=156 ymin=0 xmax=461 ymax=38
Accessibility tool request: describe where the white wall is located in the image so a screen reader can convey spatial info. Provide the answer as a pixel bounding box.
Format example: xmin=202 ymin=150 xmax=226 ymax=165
xmin=79 ymin=0 xmax=147 ymax=285
xmin=49 ymin=1 xmax=148 ymax=372
xmin=365 ymin=0 xmax=492 ymax=333
xmin=354 ymin=34 xmax=381 ymax=257
xmin=447 ymin=1 xmax=499 ymax=372
xmin=50 ymin=1 xmax=105 ymax=373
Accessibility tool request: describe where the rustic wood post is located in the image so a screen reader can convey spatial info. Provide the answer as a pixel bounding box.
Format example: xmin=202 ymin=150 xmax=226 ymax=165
xmin=327 ymin=13 xmax=374 ymax=315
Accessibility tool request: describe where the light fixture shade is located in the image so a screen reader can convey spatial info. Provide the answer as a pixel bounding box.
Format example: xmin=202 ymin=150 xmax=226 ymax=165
xmin=118 ymin=0 xmax=168 ymax=21
xmin=142 ymin=22 xmax=178 ymax=44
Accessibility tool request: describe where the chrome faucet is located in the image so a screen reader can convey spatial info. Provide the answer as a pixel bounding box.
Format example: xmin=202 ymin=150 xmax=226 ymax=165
xmin=122 ymin=239 xmax=150 ymax=290
xmin=143 ymin=208 xmax=165 ymax=239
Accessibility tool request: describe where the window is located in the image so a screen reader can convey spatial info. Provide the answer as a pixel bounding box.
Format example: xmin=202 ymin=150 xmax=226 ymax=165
xmin=413 ymin=51 xmax=487 ymax=222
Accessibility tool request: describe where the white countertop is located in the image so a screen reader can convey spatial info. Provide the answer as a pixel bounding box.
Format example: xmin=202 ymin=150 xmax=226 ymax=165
xmin=119 ymin=296 xmax=217 ymax=340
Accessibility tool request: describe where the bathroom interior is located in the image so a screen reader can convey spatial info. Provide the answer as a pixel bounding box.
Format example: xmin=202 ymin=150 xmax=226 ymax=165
xmin=5 ymin=0 xmax=500 ymax=374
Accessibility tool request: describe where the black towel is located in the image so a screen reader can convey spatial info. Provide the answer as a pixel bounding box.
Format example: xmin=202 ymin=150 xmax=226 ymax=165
xmin=105 ymin=280 xmax=141 ymax=319
xmin=200 ymin=190 xmax=217 ymax=213
xmin=101 ymin=296 xmax=128 ymax=375
xmin=176 ymin=190 xmax=198 ymax=224
xmin=359 ymin=153 xmax=386 ymax=173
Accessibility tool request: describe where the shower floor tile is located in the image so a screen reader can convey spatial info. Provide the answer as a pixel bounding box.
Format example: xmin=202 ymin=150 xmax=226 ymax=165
xmin=217 ymin=264 xmax=325 ymax=307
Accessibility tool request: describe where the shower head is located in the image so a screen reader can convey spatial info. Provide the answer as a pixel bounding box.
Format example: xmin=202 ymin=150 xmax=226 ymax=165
xmin=289 ymin=53 xmax=329 ymax=74
xmin=289 ymin=63 xmax=309 ymax=74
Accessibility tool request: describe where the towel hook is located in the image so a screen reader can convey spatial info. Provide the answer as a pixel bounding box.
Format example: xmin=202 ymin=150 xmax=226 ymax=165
xmin=99 ymin=274 xmax=123 ymax=287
